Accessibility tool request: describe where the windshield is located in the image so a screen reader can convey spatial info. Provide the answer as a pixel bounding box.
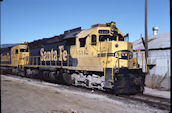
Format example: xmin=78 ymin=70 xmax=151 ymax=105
xmin=99 ymin=34 xmax=127 ymax=42
xmin=20 ymin=48 xmax=28 ymax=52
xmin=118 ymin=34 xmax=124 ymax=41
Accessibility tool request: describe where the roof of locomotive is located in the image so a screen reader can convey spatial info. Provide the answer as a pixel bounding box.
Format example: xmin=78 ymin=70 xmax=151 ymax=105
xmin=0 ymin=43 xmax=20 ymax=54
xmin=63 ymin=27 xmax=82 ymax=39
xmin=0 ymin=43 xmax=19 ymax=49
xmin=28 ymin=27 xmax=82 ymax=48
xmin=76 ymin=28 xmax=95 ymax=38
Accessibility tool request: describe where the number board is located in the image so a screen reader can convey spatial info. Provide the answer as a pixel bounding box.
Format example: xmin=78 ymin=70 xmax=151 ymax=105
xmin=98 ymin=30 xmax=109 ymax=34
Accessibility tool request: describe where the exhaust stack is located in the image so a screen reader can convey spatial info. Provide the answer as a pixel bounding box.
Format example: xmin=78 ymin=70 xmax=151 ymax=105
xmin=152 ymin=26 xmax=158 ymax=36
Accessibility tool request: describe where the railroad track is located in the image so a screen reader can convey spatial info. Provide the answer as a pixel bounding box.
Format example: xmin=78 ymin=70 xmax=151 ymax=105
xmin=2 ymin=74 xmax=170 ymax=111
xmin=120 ymin=94 xmax=170 ymax=111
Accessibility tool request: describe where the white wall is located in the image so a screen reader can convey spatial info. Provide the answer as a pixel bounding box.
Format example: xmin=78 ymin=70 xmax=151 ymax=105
xmin=133 ymin=49 xmax=171 ymax=90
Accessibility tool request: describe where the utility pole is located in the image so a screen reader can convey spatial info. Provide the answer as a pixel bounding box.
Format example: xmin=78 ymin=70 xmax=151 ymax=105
xmin=145 ymin=0 xmax=148 ymax=62
xmin=145 ymin=0 xmax=149 ymax=73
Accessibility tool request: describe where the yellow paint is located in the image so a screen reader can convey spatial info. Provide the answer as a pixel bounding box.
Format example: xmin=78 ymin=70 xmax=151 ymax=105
xmin=1 ymin=53 xmax=10 ymax=62
xmin=11 ymin=44 xmax=29 ymax=67
xmin=69 ymin=22 xmax=137 ymax=73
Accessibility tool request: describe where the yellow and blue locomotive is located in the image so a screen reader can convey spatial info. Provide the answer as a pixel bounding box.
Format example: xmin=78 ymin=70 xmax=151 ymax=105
xmin=0 ymin=22 xmax=145 ymax=94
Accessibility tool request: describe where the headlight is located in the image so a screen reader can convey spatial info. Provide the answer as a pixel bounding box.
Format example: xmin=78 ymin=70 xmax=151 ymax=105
xmin=115 ymin=44 xmax=118 ymax=48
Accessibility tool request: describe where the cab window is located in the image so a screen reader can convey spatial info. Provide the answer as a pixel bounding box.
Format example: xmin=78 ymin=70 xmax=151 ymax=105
xmin=118 ymin=34 xmax=124 ymax=41
xmin=99 ymin=35 xmax=117 ymax=42
xmin=79 ymin=37 xmax=86 ymax=47
xmin=91 ymin=35 xmax=97 ymax=45
xmin=15 ymin=49 xmax=18 ymax=54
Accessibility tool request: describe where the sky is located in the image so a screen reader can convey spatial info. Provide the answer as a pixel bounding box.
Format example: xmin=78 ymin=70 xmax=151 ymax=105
xmin=0 ymin=0 xmax=170 ymax=44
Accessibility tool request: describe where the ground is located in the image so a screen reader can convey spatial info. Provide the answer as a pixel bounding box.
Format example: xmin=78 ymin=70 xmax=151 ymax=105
xmin=1 ymin=75 xmax=169 ymax=113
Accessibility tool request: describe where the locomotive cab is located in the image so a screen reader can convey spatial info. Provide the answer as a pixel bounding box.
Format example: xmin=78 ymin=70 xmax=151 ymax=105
xmin=11 ymin=43 xmax=29 ymax=67
xmin=87 ymin=22 xmax=135 ymax=71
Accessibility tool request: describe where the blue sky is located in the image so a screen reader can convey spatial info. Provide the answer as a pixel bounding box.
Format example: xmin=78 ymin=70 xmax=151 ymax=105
xmin=1 ymin=0 xmax=170 ymax=44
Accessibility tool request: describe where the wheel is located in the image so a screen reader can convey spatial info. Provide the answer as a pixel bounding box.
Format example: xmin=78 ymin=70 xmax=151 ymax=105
xmin=26 ymin=69 xmax=31 ymax=78
xmin=49 ymin=72 xmax=56 ymax=83
xmin=85 ymin=75 xmax=92 ymax=88
xmin=86 ymin=79 xmax=92 ymax=88
xmin=43 ymin=71 xmax=49 ymax=81
xmin=62 ymin=73 xmax=72 ymax=85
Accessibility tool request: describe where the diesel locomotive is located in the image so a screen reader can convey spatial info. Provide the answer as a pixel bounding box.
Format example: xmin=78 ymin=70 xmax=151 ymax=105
xmin=0 ymin=22 xmax=145 ymax=94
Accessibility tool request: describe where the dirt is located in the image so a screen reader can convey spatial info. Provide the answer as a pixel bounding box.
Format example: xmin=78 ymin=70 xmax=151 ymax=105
xmin=1 ymin=75 xmax=168 ymax=113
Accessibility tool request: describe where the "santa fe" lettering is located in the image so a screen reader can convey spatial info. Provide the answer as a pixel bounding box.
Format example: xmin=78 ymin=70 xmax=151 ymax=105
xmin=40 ymin=45 xmax=67 ymax=61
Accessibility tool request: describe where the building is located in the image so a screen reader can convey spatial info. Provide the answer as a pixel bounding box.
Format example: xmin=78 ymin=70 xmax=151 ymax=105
xmin=133 ymin=30 xmax=170 ymax=90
